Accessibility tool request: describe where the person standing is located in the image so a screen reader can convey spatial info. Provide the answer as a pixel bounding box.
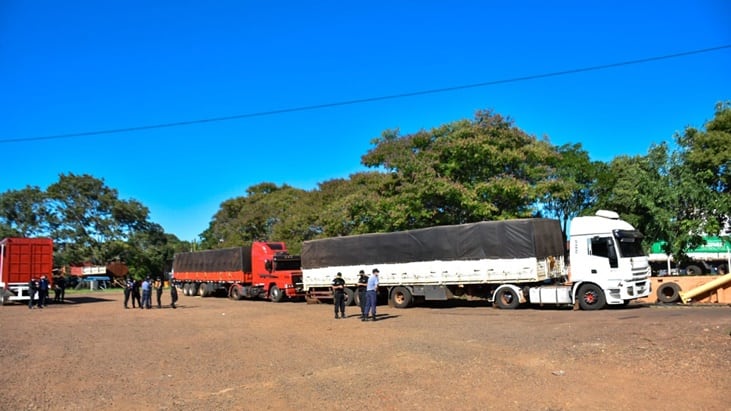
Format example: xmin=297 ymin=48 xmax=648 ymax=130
xmin=38 ymin=275 xmax=50 ymax=308
xmin=132 ymin=279 xmax=142 ymax=308
xmin=141 ymin=277 xmax=152 ymax=309
xmin=52 ymin=276 xmax=61 ymax=303
xmin=356 ymin=270 xmax=368 ymax=320
xmin=28 ymin=277 xmax=38 ymax=309
xmin=123 ymin=277 xmax=134 ymax=308
xmin=331 ymin=272 xmax=346 ymax=319
xmin=364 ymin=268 xmax=379 ymax=321
xmin=170 ymin=282 xmax=178 ymax=309
xmin=153 ymin=277 xmax=164 ymax=309
xmin=56 ymin=275 xmax=66 ymax=303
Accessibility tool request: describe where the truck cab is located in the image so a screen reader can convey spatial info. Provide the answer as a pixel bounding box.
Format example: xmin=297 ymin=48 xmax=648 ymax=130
xmin=568 ymin=210 xmax=651 ymax=308
xmin=251 ymin=241 xmax=304 ymax=301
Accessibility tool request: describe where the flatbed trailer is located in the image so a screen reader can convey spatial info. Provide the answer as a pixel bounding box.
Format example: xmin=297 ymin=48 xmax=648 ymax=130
xmin=642 ymin=274 xmax=731 ymax=304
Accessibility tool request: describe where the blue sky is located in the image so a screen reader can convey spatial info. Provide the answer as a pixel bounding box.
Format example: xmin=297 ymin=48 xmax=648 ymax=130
xmin=1 ymin=1 xmax=730 ymax=242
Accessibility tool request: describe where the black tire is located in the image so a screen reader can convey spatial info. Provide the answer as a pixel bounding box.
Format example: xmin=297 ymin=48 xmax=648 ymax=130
xmin=577 ymin=283 xmax=606 ymax=310
xmin=343 ymin=288 xmax=355 ymax=306
xmin=198 ymin=283 xmax=208 ymax=297
xmin=717 ymin=264 xmax=728 ymax=275
xmin=685 ymin=265 xmax=703 ymax=275
xmin=390 ymin=286 xmax=413 ymax=309
xmin=190 ymin=283 xmax=199 ymax=297
xmin=269 ymin=285 xmax=283 ymax=302
xmin=182 ymin=283 xmax=190 ymax=296
xmin=494 ymin=287 xmax=520 ymax=309
xmin=656 ymin=283 xmax=681 ymax=303
xmin=229 ymin=285 xmax=243 ymax=300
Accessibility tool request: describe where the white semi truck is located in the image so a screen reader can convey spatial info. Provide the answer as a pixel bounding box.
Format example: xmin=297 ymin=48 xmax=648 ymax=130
xmin=301 ymin=210 xmax=651 ymax=310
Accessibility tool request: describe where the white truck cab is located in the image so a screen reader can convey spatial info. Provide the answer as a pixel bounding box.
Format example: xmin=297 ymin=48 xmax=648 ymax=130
xmin=567 ymin=210 xmax=651 ymax=308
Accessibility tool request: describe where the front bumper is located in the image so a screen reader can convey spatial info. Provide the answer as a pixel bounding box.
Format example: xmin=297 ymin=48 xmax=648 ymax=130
xmin=605 ymin=279 xmax=651 ymax=304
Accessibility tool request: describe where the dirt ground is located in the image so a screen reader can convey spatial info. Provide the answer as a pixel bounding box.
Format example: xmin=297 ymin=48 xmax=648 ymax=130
xmin=1 ymin=289 xmax=730 ymax=411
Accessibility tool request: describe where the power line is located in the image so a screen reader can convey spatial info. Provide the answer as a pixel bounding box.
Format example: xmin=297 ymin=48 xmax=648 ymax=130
xmin=2 ymin=44 xmax=730 ymax=144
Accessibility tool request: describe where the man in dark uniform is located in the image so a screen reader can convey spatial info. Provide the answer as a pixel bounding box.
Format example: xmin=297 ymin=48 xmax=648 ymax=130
xmin=28 ymin=277 xmax=38 ymax=309
xmin=170 ymin=282 xmax=178 ymax=309
xmin=55 ymin=275 xmax=66 ymax=303
xmin=37 ymin=275 xmax=50 ymax=308
xmin=132 ymin=279 xmax=142 ymax=308
xmin=154 ymin=277 xmax=164 ymax=308
xmin=356 ymin=270 xmax=368 ymax=320
xmin=123 ymin=276 xmax=133 ymax=308
xmin=331 ymin=272 xmax=346 ymax=319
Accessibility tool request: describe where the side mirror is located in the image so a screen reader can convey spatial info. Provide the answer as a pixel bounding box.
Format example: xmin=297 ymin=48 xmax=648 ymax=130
xmin=264 ymin=259 xmax=272 ymax=272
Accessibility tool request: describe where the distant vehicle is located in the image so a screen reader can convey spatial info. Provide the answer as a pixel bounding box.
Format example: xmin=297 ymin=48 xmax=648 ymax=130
xmin=648 ymin=236 xmax=731 ymax=275
xmin=0 ymin=238 xmax=54 ymax=305
xmin=301 ymin=210 xmax=651 ymax=310
xmin=172 ymin=241 xmax=304 ymax=302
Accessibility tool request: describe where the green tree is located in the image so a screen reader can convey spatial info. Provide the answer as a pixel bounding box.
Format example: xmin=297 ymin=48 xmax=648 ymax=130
xmin=361 ymin=109 xmax=560 ymax=230
xmin=312 ymin=172 xmax=394 ymax=236
xmin=541 ymin=143 xmax=605 ymax=240
xmin=595 ymin=103 xmax=731 ymax=263
xmin=593 ymin=147 xmax=673 ymax=239
xmin=678 ymin=101 xmax=731 ymax=226
xmin=45 ymin=173 xmax=155 ymax=268
xmin=200 ymin=183 xmax=311 ymax=251
xmin=0 ymin=186 xmax=49 ymax=237
xmin=123 ymin=224 xmax=175 ymax=279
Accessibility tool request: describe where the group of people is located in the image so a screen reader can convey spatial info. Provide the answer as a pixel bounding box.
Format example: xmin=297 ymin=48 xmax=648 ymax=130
xmin=27 ymin=275 xmax=50 ymax=309
xmin=123 ymin=276 xmax=178 ymax=309
xmin=28 ymin=274 xmax=67 ymax=309
xmin=332 ymin=268 xmax=380 ymax=321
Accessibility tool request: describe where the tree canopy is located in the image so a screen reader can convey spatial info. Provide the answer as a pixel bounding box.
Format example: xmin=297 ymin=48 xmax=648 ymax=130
xmin=595 ymin=102 xmax=731 ymax=261
xmin=0 ymin=173 xmax=185 ymax=278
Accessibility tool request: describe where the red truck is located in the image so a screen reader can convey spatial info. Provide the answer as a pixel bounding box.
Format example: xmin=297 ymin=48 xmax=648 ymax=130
xmin=172 ymin=241 xmax=304 ymax=302
xmin=1 ymin=238 xmax=54 ymax=305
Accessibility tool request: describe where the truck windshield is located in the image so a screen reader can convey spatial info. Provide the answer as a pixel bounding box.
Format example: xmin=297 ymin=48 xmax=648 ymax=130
xmin=274 ymin=257 xmax=302 ymax=271
xmin=614 ymin=230 xmax=646 ymax=258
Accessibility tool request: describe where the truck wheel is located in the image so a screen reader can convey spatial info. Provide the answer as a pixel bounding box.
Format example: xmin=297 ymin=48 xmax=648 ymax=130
xmin=390 ymin=286 xmax=412 ymax=309
xmin=494 ymin=288 xmax=519 ymax=309
xmin=685 ymin=265 xmax=703 ymax=275
xmin=656 ymin=283 xmax=681 ymax=303
xmin=269 ymin=286 xmax=283 ymax=303
xmin=717 ymin=264 xmax=728 ymax=275
xmin=344 ymin=288 xmax=355 ymax=306
xmin=182 ymin=283 xmax=190 ymax=296
xmin=577 ymin=284 xmax=606 ymax=310
xmin=198 ymin=283 xmax=208 ymax=297
xmin=229 ymin=285 xmax=243 ymax=300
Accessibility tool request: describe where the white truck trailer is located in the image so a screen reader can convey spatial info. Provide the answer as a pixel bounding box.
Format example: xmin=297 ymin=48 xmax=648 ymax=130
xmin=301 ymin=210 xmax=651 ymax=310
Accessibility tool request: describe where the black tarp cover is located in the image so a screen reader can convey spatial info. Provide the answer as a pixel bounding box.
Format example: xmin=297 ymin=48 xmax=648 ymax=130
xmin=301 ymin=219 xmax=563 ymax=269
xmin=173 ymin=246 xmax=253 ymax=273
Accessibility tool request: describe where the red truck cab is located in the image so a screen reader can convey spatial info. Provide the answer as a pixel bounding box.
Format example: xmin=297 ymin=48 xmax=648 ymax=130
xmin=250 ymin=241 xmax=304 ymax=301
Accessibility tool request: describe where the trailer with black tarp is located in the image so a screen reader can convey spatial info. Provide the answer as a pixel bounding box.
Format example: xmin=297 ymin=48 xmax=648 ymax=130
xmin=301 ymin=211 xmax=652 ymax=310
xmin=172 ymin=241 xmax=304 ymax=302
xmin=301 ymin=218 xmax=566 ymax=308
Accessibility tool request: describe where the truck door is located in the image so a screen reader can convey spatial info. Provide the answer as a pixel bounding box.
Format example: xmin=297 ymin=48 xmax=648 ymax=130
xmin=591 ymin=236 xmax=618 ymax=269
xmin=579 ymin=236 xmax=620 ymax=282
